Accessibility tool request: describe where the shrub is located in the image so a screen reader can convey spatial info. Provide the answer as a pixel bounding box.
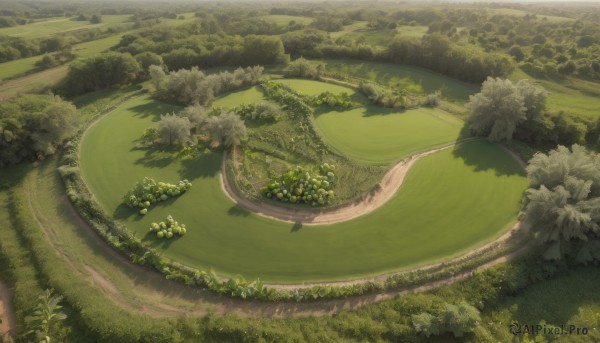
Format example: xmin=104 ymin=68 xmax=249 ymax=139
xmin=261 ymin=164 xmax=336 ymax=206
xmin=123 ymin=178 xmax=192 ymax=214
xmin=148 ymin=215 xmax=188 ymax=239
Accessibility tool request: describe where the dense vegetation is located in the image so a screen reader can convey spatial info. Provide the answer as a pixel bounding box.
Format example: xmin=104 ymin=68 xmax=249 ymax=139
xmin=523 ymin=145 xmax=600 ymax=262
xmin=123 ymin=177 xmax=192 ymax=215
xmin=0 ymin=94 xmax=78 ymax=167
xmin=261 ymin=164 xmax=336 ymax=206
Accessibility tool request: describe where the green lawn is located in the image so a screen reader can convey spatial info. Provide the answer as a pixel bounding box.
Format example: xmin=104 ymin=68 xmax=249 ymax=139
xmin=0 ymin=33 xmax=125 ymax=81
xmin=0 ymin=15 xmax=131 ymax=39
xmin=512 ymin=69 xmax=600 ymax=119
xmin=216 ymin=79 xmax=466 ymax=164
xmin=314 ymin=105 xmax=466 ymax=163
xmin=79 ymin=95 xmax=526 ymax=283
xmin=318 ymin=59 xmax=478 ymax=101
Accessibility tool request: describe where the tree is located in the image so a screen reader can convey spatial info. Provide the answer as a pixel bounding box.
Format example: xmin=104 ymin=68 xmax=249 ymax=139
xmin=0 ymin=94 xmax=79 ymax=167
xmin=205 ymin=111 xmax=247 ymax=148
xmin=23 ymin=289 xmax=67 ymax=343
xmin=516 ymin=79 xmax=548 ymax=120
xmin=135 ymin=52 xmax=163 ymax=73
xmin=90 ymin=14 xmax=102 ymax=24
xmin=284 ymin=57 xmax=323 ymax=79
xmin=468 ymin=77 xmax=526 ymax=142
xmin=62 ymin=52 xmax=141 ymax=96
xmin=508 ymin=45 xmax=525 ymax=62
xmin=179 ymin=104 xmax=208 ymax=133
xmin=149 ymin=64 xmax=166 ymax=90
xmin=412 ymin=301 xmax=481 ymax=338
xmin=157 ymin=114 xmax=192 ymax=146
xmin=524 ymin=145 xmax=600 ymax=262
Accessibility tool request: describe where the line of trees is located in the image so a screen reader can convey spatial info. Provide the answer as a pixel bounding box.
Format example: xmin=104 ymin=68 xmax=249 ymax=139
xmin=150 ymin=105 xmax=247 ymax=149
xmin=152 ymin=65 xmax=264 ymax=105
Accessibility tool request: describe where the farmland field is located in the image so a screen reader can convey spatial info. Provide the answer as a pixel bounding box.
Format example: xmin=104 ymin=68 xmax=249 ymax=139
xmin=0 ymin=15 xmax=131 ymax=39
xmin=79 ymin=94 xmax=526 ymax=283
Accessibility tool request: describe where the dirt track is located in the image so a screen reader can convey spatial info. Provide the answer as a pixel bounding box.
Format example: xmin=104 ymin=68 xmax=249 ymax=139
xmin=220 ymin=142 xmax=464 ymax=225
xmin=10 ymin=141 xmax=531 ymax=319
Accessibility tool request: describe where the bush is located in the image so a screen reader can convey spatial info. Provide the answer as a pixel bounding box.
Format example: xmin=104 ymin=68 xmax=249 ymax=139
xmin=359 ymin=82 xmax=407 ymax=108
xmin=123 ymin=178 xmax=192 ymax=214
xmin=284 ymin=57 xmax=324 ymax=79
xmin=148 ymin=215 xmax=187 ymax=239
xmin=422 ymin=91 xmax=441 ymax=107
xmin=260 ymin=164 xmax=336 ymax=206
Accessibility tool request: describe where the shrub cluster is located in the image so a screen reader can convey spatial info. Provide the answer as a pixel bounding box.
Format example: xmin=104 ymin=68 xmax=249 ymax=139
xmin=261 ymin=164 xmax=336 ymax=206
xmin=234 ymin=102 xmax=283 ymax=122
xmin=149 ymin=215 xmax=188 ymax=239
xmin=259 ymin=81 xmax=313 ymax=118
xmin=359 ymin=81 xmax=407 ymax=108
xmin=123 ymin=177 xmax=192 ymax=215
xmin=310 ymin=91 xmax=359 ymax=108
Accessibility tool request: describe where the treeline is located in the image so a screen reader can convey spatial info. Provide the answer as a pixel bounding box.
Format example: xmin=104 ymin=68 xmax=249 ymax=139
xmin=282 ymin=30 xmax=514 ymax=83
xmin=0 ymin=35 xmax=71 ymax=64
xmin=113 ymin=23 xmax=289 ymax=71
xmin=395 ymin=7 xmax=600 ymax=80
xmin=468 ymin=77 xmax=600 ymax=150
xmin=152 ymin=65 xmax=264 ymax=105
xmin=0 ymin=94 xmax=79 ymax=167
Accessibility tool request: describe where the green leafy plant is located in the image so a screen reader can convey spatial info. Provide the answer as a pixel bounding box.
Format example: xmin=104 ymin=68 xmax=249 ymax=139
xmin=123 ymin=177 xmax=192 ymax=214
xmin=148 ymin=214 xmax=187 ymax=239
xmin=261 ymin=163 xmax=336 ymax=206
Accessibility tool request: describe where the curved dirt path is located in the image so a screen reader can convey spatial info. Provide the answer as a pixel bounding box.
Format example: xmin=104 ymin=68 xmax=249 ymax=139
xmin=0 ymin=279 xmax=15 ymax=340
xmin=221 ymin=142 xmax=468 ymax=225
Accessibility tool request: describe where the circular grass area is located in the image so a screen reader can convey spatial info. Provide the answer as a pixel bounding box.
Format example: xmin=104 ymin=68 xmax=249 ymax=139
xmin=80 ymin=95 xmax=527 ymax=283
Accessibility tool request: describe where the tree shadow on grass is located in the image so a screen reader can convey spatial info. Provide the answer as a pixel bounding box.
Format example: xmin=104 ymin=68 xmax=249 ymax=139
xmin=131 ymin=145 xmax=178 ymax=169
xmin=227 ymin=204 xmax=250 ymax=217
xmin=451 ymin=140 xmax=526 ymax=177
xmin=290 ymin=222 xmax=302 ymax=233
xmin=177 ymin=151 xmax=221 ymax=181
xmin=143 ymin=230 xmax=181 ymax=249
xmin=127 ymin=100 xmax=181 ymax=120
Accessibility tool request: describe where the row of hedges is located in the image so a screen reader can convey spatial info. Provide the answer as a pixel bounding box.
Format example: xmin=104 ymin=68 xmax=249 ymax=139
xmin=62 ymin=127 xmax=533 ymax=300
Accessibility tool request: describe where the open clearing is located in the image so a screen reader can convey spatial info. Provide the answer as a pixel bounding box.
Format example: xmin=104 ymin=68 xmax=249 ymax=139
xmin=318 ymin=59 xmax=478 ymax=101
xmin=79 ymin=94 xmax=526 ymax=283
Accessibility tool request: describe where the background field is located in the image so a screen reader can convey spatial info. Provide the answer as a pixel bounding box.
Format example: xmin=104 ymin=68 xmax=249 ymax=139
xmin=0 ymin=15 xmax=131 ymax=39
xmin=79 ymin=95 xmax=527 ymax=283
xmin=319 ymin=59 xmax=478 ymax=101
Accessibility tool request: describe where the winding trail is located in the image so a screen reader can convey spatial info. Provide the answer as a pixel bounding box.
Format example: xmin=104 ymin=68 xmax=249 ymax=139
xmin=0 ymin=279 xmax=15 ymax=340
xmin=13 ymin=138 xmax=532 ymax=319
xmin=220 ymin=141 xmax=472 ymax=225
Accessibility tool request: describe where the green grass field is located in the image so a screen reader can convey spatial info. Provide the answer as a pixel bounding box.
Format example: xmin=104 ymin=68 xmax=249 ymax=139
xmin=0 ymin=33 xmax=125 ymax=81
xmin=215 ymin=79 xmax=466 ymax=164
xmin=79 ymin=95 xmax=526 ymax=283
xmin=319 ymin=59 xmax=478 ymax=101
xmin=314 ymin=105 xmax=466 ymax=163
xmin=511 ymin=69 xmax=600 ymax=119
xmin=0 ymin=15 xmax=131 ymax=39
